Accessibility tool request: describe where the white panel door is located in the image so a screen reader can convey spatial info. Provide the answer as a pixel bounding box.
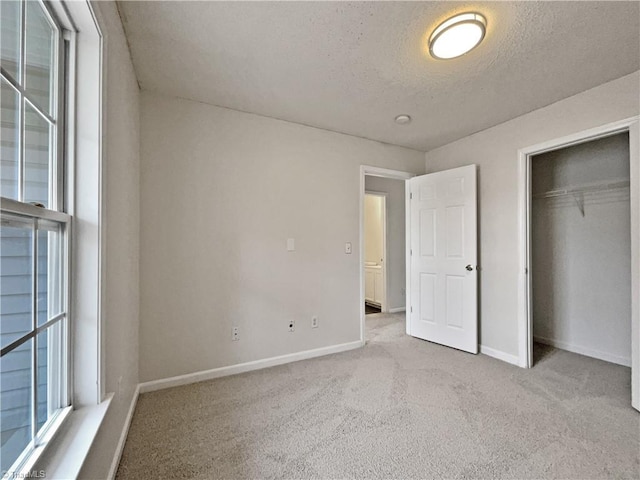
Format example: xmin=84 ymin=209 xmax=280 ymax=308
xmin=408 ymin=165 xmax=478 ymax=353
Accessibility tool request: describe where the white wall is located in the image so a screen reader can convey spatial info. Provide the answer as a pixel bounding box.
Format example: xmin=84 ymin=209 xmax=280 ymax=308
xmin=139 ymin=91 xmax=424 ymax=382
xmin=364 ymin=194 xmax=383 ymax=265
xmin=424 ymin=71 xmax=639 ymax=358
xmin=532 ymin=133 xmax=631 ymax=365
xmin=365 ymin=176 xmax=406 ymax=310
xmin=79 ymin=1 xmax=140 ymax=477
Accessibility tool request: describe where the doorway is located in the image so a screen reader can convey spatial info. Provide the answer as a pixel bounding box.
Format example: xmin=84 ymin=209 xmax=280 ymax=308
xmin=364 ymin=192 xmax=386 ymax=315
xmin=519 ymin=118 xmax=640 ymax=409
xmin=360 ymin=165 xmax=480 ymax=353
xmin=359 ymin=166 xmax=414 ymax=342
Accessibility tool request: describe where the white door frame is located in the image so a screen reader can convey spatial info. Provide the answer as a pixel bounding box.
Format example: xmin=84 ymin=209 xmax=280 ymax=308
xmin=364 ymin=190 xmax=388 ymax=312
xmin=360 ymin=166 xmax=415 ymax=343
xmin=517 ymin=116 xmax=640 ymax=408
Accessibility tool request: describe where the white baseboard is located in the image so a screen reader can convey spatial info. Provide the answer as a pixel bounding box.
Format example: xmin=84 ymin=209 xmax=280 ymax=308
xmin=107 ymin=385 xmax=140 ymax=480
xmin=480 ymin=344 xmax=520 ymax=366
xmin=388 ymin=307 xmax=406 ymax=313
xmin=138 ymin=340 xmax=365 ymax=394
xmin=533 ymin=335 xmax=631 ymax=367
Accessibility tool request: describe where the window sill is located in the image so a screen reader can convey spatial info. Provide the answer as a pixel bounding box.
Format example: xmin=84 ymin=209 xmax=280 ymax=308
xmin=30 ymin=394 xmax=113 ymax=480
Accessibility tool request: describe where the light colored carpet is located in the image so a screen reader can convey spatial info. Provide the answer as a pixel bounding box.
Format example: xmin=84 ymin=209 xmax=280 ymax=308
xmin=116 ymin=313 xmax=639 ymax=479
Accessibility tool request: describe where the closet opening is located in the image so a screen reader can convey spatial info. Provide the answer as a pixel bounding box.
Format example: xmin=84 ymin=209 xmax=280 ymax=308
xmin=530 ymin=132 xmax=631 ymax=367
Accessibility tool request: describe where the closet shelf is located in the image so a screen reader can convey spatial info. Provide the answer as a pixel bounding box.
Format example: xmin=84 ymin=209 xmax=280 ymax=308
xmin=533 ymin=180 xmax=630 ymax=200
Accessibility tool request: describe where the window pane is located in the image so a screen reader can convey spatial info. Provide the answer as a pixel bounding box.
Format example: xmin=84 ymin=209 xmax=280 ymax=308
xmin=0 ymin=0 xmax=21 ymax=82
xmin=1 ymin=78 xmax=20 ymax=200
xmin=0 ymin=338 xmax=33 ymax=474
xmin=0 ymin=216 xmax=34 ymax=351
xmin=25 ymin=0 xmax=55 ymax=116
xmin=23 ymin=102 xmax=50 ymax=207
xmin=37 ymin=222 xmax=62 ymax=326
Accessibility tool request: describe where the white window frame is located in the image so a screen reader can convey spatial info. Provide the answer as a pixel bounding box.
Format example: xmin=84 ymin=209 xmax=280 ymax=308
xmin=2 ymin=0 xmax=108 ymax=477
xmin=0 ymin=202 xmax=72 ymax=478
xmin=1 ymin=0 xmax=73 ymax=475
xmin=0 ymin=0 xmax=64 ymax=210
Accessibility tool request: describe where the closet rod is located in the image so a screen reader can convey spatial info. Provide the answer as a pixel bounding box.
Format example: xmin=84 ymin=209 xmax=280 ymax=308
xmin=533 ymin=180 xmax=630 ymax=199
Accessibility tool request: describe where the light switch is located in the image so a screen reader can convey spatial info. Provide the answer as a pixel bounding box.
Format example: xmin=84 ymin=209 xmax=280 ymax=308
xmin=345 ymin=242 xmax=352 ymax=254
xmin=287 ymin=238 xmax=295 ymax=252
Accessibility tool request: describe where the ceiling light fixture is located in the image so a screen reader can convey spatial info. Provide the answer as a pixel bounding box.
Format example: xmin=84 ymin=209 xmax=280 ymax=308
xmin=429 ymin=12 xmax=487 ymax=60
xmin=395 ymin=114 xmax=412 ymax=125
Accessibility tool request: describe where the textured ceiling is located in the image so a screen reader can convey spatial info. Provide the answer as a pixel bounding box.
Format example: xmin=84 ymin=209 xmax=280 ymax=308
xmin=117 ymin=1 xmax=640 ymax=151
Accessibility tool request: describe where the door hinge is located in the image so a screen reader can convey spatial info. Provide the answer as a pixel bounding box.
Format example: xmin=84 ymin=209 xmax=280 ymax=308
xmin=410 ymin=249 xmax=412 ymax=256
xmin=410 ymin=306 xmax=413 ymax=313
xmin=410 ymin=192 xmax=413 ymax=200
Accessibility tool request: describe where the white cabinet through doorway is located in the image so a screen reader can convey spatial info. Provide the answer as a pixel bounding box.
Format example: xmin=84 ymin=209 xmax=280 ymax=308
xmin=365 ymin=265 xmax=383 ymax=305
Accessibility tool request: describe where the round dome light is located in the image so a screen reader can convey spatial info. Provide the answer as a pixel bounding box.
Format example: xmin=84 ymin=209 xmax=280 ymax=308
xmin=394 ymin=114 xmax=412 ymax=125
xmin=429 ymin=13 xmax=487 ymax=60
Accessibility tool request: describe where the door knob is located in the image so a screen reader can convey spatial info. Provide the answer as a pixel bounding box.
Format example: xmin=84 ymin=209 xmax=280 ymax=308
xmin=465 ymin=265 xmax=473 ymax=271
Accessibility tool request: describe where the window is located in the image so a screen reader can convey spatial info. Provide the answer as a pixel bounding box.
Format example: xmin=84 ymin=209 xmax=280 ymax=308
xmin=1 ymin=0 xmax=71 ymax=475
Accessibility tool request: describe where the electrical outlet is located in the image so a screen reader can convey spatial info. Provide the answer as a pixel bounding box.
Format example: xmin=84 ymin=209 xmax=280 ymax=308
xmin=288 ymin=320 xmax=295 ymax=332
xmin=232 ymin=326 xmax=240 ymax=341
xmin=311 ymin=316 xmax=319 ymax=328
